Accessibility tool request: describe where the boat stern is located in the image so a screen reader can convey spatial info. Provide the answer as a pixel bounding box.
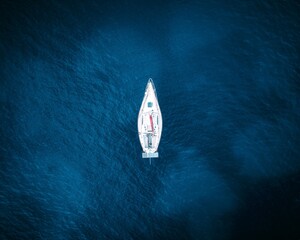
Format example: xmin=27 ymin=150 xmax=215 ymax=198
xmin=142 ymin=152 xmax=159 ymax=158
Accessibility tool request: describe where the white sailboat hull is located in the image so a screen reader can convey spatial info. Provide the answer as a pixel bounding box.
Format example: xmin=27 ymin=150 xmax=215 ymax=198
xmin=138 ymin=79 xmax=163 ymax=158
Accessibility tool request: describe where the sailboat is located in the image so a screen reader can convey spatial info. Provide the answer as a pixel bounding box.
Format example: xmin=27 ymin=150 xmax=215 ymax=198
xmin=137 ymin=78 xmax=163 ymax=159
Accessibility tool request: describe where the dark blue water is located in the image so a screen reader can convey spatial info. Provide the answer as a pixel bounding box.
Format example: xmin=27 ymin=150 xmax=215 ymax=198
xmin=1 ymin=1 xmax=300 ymax=239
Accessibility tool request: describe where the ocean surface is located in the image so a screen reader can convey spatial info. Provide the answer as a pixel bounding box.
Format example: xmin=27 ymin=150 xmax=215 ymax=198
xmin=1 ymin=1 xmax=300 ymax=239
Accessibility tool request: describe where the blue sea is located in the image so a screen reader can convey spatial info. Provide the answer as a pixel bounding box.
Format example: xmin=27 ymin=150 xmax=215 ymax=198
xmin=1 ymin=1 xmax=300 ymax=239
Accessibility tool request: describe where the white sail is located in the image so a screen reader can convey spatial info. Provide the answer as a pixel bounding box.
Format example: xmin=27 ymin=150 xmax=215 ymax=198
xmin=137 ymin=78 xmax=163 ymax=158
